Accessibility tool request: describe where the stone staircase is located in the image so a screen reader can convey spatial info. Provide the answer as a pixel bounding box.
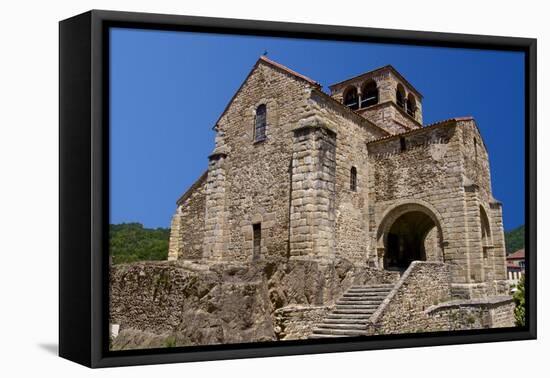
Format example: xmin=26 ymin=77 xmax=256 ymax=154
xmin=310 ymin=283 xmax=394 ymax=338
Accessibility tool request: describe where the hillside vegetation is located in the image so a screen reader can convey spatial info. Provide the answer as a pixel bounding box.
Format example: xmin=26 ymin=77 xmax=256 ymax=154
xmin=505 ymin=225 xmax=525 ymax=254
xmin=110 ymin=223 xmax=170 ymax=264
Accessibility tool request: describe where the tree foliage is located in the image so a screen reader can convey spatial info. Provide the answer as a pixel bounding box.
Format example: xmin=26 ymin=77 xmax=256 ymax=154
xmin=505 ymin=225 xmax=524 ymax=254
xmin=513 ymin=275 xmax=526 ymax=327
xmin=109 ymin=223 xmax=170 ymax=264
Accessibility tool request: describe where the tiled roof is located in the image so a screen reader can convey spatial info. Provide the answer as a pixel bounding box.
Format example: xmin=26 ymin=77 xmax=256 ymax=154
xmin=328 ymin=64 xmax=423 ymax=99
xmin=507 ymin=249 xmax=525 ymax=260
xmin=366 ymin=116 xmax=474 ymax=145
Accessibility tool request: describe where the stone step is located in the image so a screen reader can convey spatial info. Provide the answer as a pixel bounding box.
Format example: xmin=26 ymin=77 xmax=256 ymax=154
xmin=325 ymin=314 xmax=372 ymax=320
xmin=322 ymin=318 xmax=370 ymax=325
xmin=335 ymin=305 xmax=378 ymax=311
xmin=348 ymin=286 xmax=393 ymax=290
xmin=343 ymin=290 xmax=391 ymax=296
xmin=308 ymin=283 xmax=396 ymax=340
xmin=333 ymin=309 xmax=377 ymax=315
xmin=326 ymin=312 xmax=372 ymax=317
xmin=311 ymin=328 xmax=366 ymax=336
xmin=346 ymin=291 xmax=391 ymax=296
xmin=337 ymin=299 xmax=385 ymax=305
xmin=309 ymin=334 xmax=344 ymax=338
xmin=316 ymin=323 xmax=366 ymax=331
xmin=350 ymin=284 xmax=394 ymax=289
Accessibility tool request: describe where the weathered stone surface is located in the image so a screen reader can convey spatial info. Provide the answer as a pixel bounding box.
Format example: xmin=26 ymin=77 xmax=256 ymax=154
xmin=425 ymin=296 xmax=515 ymax=330
xmin=366 ymin=261 xmax=452 ymax=335
xmin=110 ymin=258 xmax=400 ymax=348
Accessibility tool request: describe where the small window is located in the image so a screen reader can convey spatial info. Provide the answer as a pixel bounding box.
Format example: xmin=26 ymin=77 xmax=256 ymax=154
xmin=253 ymin=223 xmax=261 ymax=260
xmin=361 ymin=81 xmax=379 ymax=108
xmin=350 ymin=166 xmax=357 ymax=191
xmin=254 ymin=104 xmax=267 ymax=142
xmin=344 ymin=87 xmax=359 ymax=110
xmin=474 ymin=138 xmax=478 ymax=163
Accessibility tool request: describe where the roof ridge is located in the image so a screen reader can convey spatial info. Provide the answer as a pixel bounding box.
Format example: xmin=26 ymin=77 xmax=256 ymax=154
xmin=259 ymin=55 xmax=321 ymax=87
xmin=367 ymin=116 xmax=475 ymax=144
xmin=328 ymin=64 xmax=423 ymax=98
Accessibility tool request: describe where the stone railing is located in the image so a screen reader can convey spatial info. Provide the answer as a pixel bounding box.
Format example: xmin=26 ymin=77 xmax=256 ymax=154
xmin=366 ymin=261 xmax=452 ymax=335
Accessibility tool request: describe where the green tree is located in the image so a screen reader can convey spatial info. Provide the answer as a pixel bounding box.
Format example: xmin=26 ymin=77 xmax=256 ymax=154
xmin=109 ymin=223 xmax=170 ymax=264
xmin=505 ymin=225 xmax=525 ymax=254
xmin=513 ymin=275 xmax=526 ymax=327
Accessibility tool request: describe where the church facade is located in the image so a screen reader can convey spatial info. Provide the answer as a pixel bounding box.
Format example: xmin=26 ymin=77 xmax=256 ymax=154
xmin=167 ymin=55 xmax=509 ymax=301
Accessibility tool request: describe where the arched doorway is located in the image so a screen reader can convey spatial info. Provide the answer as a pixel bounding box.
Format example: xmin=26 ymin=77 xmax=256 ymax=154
xmin=377 ymin=202 xmax=444 ymax=271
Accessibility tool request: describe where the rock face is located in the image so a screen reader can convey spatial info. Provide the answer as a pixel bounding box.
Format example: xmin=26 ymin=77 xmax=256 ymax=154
xmin=110 ymin=258 xmax=399 ymax=349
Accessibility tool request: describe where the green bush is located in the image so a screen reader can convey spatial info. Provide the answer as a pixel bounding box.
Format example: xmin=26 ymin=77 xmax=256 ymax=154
xmin=513 ymin=275 xmax=526 ymax=327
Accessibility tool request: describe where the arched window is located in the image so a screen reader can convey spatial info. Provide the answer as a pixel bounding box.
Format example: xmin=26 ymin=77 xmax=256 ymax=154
xmin=406 ymin=94 xmax=416 ymax=117
xmin=396 ymin=84 xmax=405 ymax=109
xmin=343 ymin=87 xmax=359 ymax=110
xmin=350 ymin=166 xmax=357 ymax=191
xmin=361 ymin=80 xmax=379 ymax=108
xmin=254 ymin=104 xmax=267 ymax=142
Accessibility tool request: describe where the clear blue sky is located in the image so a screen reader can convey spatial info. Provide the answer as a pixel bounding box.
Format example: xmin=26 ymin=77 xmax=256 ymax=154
xmin=110 ymin=28 xmax=525 ymax=231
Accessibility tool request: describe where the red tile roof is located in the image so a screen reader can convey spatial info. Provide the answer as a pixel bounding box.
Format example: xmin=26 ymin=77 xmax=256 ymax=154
xmin=507 ymin=249 xmax=525 ymax=260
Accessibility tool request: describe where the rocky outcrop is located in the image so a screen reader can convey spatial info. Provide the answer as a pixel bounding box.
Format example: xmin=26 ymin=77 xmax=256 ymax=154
xmin=110 ymin=258 xmax=399 ymax=350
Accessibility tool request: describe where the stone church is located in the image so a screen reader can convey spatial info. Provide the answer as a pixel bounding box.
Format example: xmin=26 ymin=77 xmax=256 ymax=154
xmin=158 ymin=55 xmax=514 ymax=338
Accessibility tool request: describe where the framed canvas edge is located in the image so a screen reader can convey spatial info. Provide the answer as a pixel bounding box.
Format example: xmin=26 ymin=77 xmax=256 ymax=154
xmin=59 ymin=9 xmax=537 ymax=369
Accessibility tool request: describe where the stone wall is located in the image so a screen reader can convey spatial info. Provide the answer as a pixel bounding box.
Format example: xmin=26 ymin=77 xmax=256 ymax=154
xmin=425 ymin=296 xmax=515 ymax=330
xmin=359 ymin=102 xmax=421 ymax=134
xmin=367 ymin=120 xmax=507 ymax=298
xmin=274 ymin=305 xmax=331 ymax=340
xmin=168 ymin=172 xmax=207 ymax=261
xmin=306 ymin=90 xmax=385 ymax=265
xmin=366 ymin=261 xmax=452 ymax=335
xmin=203 ymin=60 xmax=316 ymax=262
xmin=289 ymin=121 xmax=337 ymax=261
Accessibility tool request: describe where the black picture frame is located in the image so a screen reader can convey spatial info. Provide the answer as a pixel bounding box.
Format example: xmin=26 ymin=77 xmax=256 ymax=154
xmin=59 ymin=9 xmax=537 ymax=368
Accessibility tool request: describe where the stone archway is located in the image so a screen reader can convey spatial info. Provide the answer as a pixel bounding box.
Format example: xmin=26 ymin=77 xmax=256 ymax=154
xmin=376 ymin=202 xmax=444 ymax=271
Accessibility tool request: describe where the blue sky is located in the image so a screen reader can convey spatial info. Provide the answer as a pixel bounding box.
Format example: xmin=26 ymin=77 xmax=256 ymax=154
xmin=110 ymin=28 xmax=525 ymax=231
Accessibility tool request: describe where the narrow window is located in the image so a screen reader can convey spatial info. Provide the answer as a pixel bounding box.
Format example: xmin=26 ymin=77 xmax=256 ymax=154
xmin=474 ymin=138 xmax=478 ymax=163
xmin=254 ymin=104 xmax=267 ymax=142
xmin=343 ymin=87 xmax=359 ymax=110
xmin=400 ymin=137 xmax=406 ymax=152
xmin=253 ymin=223 xmax=261 ymax=260
xmin=350 ymin=166 xmax=357 ymax=191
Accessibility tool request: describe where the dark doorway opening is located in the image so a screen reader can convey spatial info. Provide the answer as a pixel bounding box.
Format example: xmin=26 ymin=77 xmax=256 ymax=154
xmin=384 ymin=211 xmax=436 ymax=271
